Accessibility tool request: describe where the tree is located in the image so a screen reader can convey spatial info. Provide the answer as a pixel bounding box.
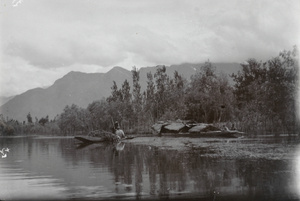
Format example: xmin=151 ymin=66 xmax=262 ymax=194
xmin=0 ymin=118 xmax=15 ymax=136
xmin=121 ymin=79 xmax=131 ymax=103
xmin=264 ymin=46 xmax=299 ymax=133
xmin=186 ymin=61 xmax=233 ymax=123
xmin=39 ymin=115 xmax=49 ymax=126
xmin=154 ymin=65 xmax=169 ymax=118
xmin=161 ymin=71 xmax=188 ymax=120
xmin=87 ymin=99 xmax=110 ymax=131
xmin=132 ymin=67 xmax=143 ymax=129
xmin=106 ymin=79 xmax=133 ymax=130
xmin=231 ymin=46 xmax=299 ymax=134
xmin=231 ymin=59 xmax=267 ymax=106
xmin=58 ymin=104 xmax=87 ymax=134
xmin=27 ymin=113 xmax=33 ymax=124
xmin=120 ymin=79 xmax=133 ymax=128
xmin=145 ymin=72 xmax=157 ymax=121
xmin=107 ymin=81 xmax=122 ymax=103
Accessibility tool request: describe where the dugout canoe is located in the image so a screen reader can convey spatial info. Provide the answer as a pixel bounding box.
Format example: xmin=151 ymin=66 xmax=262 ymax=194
xmin=74 ymin=136 xmax=134 ymax=144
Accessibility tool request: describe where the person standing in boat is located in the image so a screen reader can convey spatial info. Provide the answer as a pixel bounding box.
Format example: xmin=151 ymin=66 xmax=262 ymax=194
xmin=114 ymin=121 xmax=126 ymax=139
xmin=230 ymin=123 xmax=236 ymax=130
xmin=114 ymin=121 xmax=120 ymax=130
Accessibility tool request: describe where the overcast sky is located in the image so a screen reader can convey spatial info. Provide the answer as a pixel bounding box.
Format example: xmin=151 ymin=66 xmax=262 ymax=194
xmin=0 ymin=0 xmax=299 ymax=97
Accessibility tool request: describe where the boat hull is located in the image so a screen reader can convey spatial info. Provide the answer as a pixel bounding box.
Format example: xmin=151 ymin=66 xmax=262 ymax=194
xmin=74 ymin=136 xmax=134 ymax=144
xmin=74 ymin=136 xmax=106 ymax=144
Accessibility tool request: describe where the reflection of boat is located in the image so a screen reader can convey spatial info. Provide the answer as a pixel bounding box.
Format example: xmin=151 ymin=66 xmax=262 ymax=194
xmin=76 ymin=141 xmax=108 ymax=149
xmin=74 ymin=136 xmax=134 ymax=144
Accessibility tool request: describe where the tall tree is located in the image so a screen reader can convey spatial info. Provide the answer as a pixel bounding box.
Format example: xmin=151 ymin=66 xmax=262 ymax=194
xmin=231 ymin=59 xmax=267 ymax=106
xmin=121 ymin=79 xmax=131 ymax=103
xmin=87 ymin=100 xmax=110 ymax=131
xmin=145 ymin=72 xmax=157 ymax=121
xmin=107 ymin=81 xmax=122 ymax=103
xmin=121 ymin=79 xmax=133 ymax=128
xmin=131 ymin=67 xmax=143 ymax=129
xmin=58 ymin=104 xmax=87 ymax=134
xmin=107 ymin=80 xmax=125 ymax=125
xmin=162 ymin=71 xmax=187 ymax=120
xmin=154 ymin=65 xmax=169 ymax=118
xmin=27 ymin=113 xmax=33 ymax=124
xmin=186 ymin=61 xmax=233 ymax=123
xmin=264 ymin=46 xmax=299 ymax=132
xmin=231 ymin=46 xmax=299 ymax=134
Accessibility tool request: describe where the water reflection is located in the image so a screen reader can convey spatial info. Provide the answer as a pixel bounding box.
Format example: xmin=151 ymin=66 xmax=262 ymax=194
xmin=0 ymin=136 xmax=298 ymax=200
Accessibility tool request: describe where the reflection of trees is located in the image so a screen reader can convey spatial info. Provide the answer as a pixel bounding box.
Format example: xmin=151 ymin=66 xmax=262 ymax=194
xmin=187 ymin=155 xmax=224 ymax=195
xmin=236 ymin=159 xmax=292 ymax=199
xmin=134 ymin=146 xmax=143 ymax=199
xmin=147 ymin=147 xmax=158 ymax=195
xmin=145 ymin=147 xmax=188 ymax=198
xmin=59 ymin=140 xmax=293 ymax=199
xmin=157 ymin=151 xmax=169 ymax=198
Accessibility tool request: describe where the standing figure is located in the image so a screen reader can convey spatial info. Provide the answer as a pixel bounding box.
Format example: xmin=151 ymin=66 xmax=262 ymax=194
xmin=114 ymin=121 xmax=126 ymax=139
xmin=231 ymin=123 xmax=236 ymax=130
xmin=114 ymin=121 xmax=120 ymax=130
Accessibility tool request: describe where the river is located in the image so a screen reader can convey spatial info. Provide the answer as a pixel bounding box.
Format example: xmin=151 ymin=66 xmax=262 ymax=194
xmin=0 ymin=135 xmax=299 ymax=200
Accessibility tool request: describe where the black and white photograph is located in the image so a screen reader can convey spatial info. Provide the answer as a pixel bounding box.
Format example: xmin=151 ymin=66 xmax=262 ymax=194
xmin=0 ymin=0 xmax=299 ymax=200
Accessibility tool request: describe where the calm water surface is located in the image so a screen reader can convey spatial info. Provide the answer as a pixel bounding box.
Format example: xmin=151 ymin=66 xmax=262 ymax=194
xmin=0 ymin=136 xmax=299 ymax=200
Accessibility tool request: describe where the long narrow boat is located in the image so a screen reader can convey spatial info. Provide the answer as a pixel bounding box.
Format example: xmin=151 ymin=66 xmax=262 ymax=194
xmin=74 ymin=136 xmax=106 ymax=144
xmin=74 ymin=135 xmax=134 ymax=144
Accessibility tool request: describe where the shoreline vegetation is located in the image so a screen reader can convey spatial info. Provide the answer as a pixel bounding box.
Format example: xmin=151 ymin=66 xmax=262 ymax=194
xmin=1 ymin=46 xmax=299 ymax=137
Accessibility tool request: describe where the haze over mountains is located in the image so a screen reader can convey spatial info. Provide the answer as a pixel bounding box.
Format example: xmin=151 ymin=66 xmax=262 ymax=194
xmin=0 ymin=96 xmax=14 ymax=107
xmin=0 ymin=63 xmax=241 ymax=122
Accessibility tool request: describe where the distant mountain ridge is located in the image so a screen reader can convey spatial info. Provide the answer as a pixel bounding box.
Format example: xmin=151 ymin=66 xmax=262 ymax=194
xmin=0 ymin=63 xmax=241 ymax=122
xmin=0 ymin=96 xmax=14 ymax=107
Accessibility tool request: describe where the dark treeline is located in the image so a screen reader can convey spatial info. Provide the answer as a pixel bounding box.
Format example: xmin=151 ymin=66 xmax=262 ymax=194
xmin=0 ymin=46 xmax=299 ymax=136
xmin=0 ymin=113 xmax=60 ymax=135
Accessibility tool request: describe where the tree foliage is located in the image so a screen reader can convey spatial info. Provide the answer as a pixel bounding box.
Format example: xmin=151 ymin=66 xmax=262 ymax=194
xmin=186 ymin=61 xmax=234 ymax=123
xmin=2 ymin=46 xmax=298 ymax=135
xmin=27 ymin=113 xmax=33 ymax=124
xmin=57 ymin=104 xmax=87 ymax=134
xmin=231 ymin=46 xmax=299 ymax=134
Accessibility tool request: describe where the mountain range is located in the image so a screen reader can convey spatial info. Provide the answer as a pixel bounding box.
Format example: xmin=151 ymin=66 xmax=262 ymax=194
xmin=0 ymin=63 xmax=241 ymax=122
